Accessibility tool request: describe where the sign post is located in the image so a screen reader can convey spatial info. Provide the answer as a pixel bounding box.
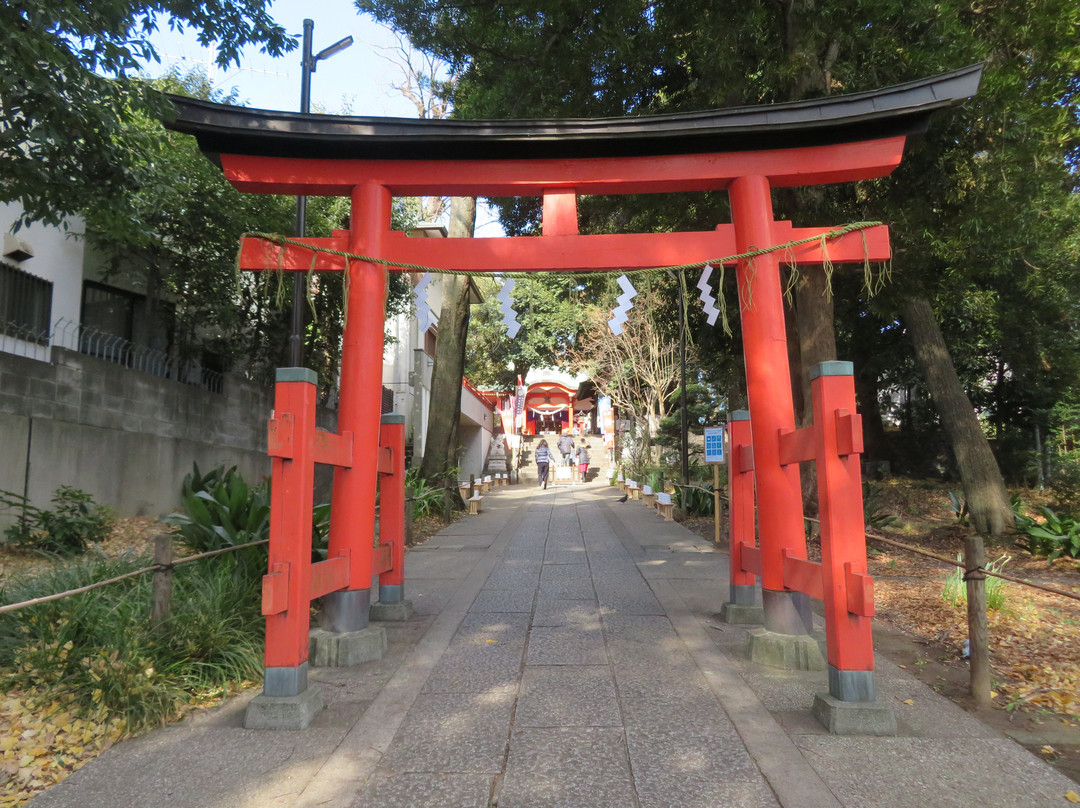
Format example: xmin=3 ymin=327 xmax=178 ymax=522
xmin=704 ymin=425 xmax=726 ymax=544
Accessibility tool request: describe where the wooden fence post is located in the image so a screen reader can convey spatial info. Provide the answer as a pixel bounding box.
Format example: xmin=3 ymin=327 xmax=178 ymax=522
xmin=151 ymin=534 xmax=173 ymax=628
xmin=713 ymin=463 xmax=722 ymax=545
xmin=964 ymin=535 xmax=992 ymax=709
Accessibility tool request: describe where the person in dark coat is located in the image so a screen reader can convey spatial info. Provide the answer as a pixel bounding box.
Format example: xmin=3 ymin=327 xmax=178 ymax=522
xmin=557 ymin=432 xmax=575 ymax=465
xmin=575 ymin=442 xmax=591 ymax=483
xmin=534 ymin=439 xmax=556 ymax=489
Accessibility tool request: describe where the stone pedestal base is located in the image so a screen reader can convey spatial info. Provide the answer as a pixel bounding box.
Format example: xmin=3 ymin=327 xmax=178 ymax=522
xmin=746 ymin=627 xmax=826 ymax=671
xmin=370 ymin=599 xmax=415 ymax=621
xmin=309 ymin=626 xmax=387 ymax=667
xmin=812 ymin=693 xmax=897 ymax=736
xmin=244 ymin=687 xmax=324 ymax=730
xmin=719 ymin=602 xmax=764 ymax=624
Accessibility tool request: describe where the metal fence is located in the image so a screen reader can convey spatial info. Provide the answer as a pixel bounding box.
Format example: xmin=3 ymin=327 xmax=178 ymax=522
xmin=0 ymin=317 xmax=225 ymax=394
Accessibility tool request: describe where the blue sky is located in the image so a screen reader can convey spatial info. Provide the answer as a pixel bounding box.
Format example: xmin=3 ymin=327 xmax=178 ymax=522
xmin=142 ymin=1 xmax=505 ymax=235
xmin=143 ymin=0 xmax=418 ymax=116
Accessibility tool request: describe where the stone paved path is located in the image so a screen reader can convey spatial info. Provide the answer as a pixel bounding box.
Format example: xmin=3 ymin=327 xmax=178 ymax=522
xmin=30 ymin=482 xmax=1078 ymax=808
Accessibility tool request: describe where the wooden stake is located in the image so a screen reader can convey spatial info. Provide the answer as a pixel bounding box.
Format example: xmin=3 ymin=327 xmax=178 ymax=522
xmin=964 ymin=535 xmax=991 ymax=709
xmin=713 ymin=464 xmax=722 ymax=544
xmin=151 ymin=533 xmax=173 ymax=628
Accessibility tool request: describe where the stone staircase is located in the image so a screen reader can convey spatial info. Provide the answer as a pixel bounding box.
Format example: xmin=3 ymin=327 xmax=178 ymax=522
xmin=513 ymin=434 xmax=612 ymax=486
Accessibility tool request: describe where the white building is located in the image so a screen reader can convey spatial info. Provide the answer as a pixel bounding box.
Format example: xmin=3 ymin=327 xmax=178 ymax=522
xmin=382 ymin=225 xmax=494 ymax=478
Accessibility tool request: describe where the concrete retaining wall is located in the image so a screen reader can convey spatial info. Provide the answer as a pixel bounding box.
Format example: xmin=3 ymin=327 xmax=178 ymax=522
xmin=0 ymin=348 xmax=336 ymax=522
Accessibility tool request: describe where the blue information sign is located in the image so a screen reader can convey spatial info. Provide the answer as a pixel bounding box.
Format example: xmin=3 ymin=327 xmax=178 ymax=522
xmin=704 ymin=426 xmax=726 ymax=464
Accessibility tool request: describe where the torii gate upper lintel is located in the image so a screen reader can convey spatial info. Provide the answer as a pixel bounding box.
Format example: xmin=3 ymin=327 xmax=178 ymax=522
xmin=165 ymin=64 xmax=981 ymax=718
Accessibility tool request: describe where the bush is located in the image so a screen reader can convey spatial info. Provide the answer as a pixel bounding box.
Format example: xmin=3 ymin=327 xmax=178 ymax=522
xmin=163 ymin=465 xmax=269 ymax=553
xmin=406 ymin=468 xmax=444 ymax=518
xmin=1015 ymin=507 xmax=1080 ymax=561
xmin=1047 ymin=450 xmax=1080 ymax=517
xmin=863 ymin=483 xmax=900 ymax=530
xmin=0 ymin=486 xmax=113 ymax=555
xmin=674 ymin=480 xmax=716 ymax=517
xmin=0 ymin=550 xmax=263 ymax=734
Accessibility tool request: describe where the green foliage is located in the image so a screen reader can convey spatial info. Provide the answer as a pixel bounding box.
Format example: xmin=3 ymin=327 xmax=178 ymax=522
xmin=1 ymin=1 xmax=295 ymax=227
xmin=1015 ymin=507 xmax=1080 ymax=561
xmin=363 ymin=0 xmax=1080 ymax=506
xmin=465 ymin=274 xmax=597 ymax=387
xmin=675 ymin=482 xmax=715 ymax=518
xmin=0 ymin=551 xmax=262 ymax=733
xmin=947 ymin=492 xmax=970 ymax=526
xmin=163 ymin=465 xmax=269 ymax=554
xmin=863 ymin=483 xmax=900 ymax=530
xmin=406 ymin=468 xmax=444 ymax=518
xmin=0 ymin=487 xmax=113 ymax=556
xmin=942 ymin=553 xmax=1012 ymax=611
xmin=1046 ymin=450 xmax=1080 ymax=518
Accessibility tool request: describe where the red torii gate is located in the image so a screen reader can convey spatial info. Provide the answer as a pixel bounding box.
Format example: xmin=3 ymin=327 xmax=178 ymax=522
xmin=168 ymin=64 xmax=981 ymax=730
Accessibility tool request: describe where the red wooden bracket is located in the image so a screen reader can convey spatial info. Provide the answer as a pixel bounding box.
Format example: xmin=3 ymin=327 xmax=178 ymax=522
xmin=782 ymin=552 xmax=824 ymax=601
xmin=309 ymin=555 xmax=350 ymax=600
xmin=778 ymin=426 xmax=815 ymax=466
xmin=740 ymin=543 xmax=763 ymax=576
xmin=267 ymin=414 xmax=295 ymax=459
xmin=312 ymin=429 xmax=353 ymax=468
xmin=373 ymin=544 xmax=393 ymax=575
xmin=261 ymin=562 xmax=289 ymax=616
xmin=376 ymin=446 xmax=394 ymax=475
xmin=844 ymin=562 xmax=875 ymax=617
xmin=835 ymin=410 xmax=864 ymax=457
xmin=736 ymin=445 xmax=755 ymax=474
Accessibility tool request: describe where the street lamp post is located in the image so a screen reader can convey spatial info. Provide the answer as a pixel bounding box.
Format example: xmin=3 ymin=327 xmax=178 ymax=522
xmin=289 ymin=19 xmax=354 ymax=368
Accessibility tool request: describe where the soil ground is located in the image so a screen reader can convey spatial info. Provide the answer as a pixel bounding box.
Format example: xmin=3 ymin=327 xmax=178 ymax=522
xmin=685 ymin=477 xmax=1080 ymax=786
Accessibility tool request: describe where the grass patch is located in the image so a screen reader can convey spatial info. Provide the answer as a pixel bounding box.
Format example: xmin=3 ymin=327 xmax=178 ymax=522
xmin=941 ymin=553 xmax=1012 ymax=611
xmin=0 ymin=548 xmax=264 ymax=735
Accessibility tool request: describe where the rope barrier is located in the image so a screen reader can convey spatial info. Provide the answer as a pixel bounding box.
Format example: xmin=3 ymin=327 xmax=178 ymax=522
xmin=0 ymin=498 xmax=425 ymax=614
xmin=668 ymin=484 xmax=1080 ymax=604
xmin=238 ymin=221 xmax=885 ymax=280
xmin=0 ymin=538 xmax=272 ymax=615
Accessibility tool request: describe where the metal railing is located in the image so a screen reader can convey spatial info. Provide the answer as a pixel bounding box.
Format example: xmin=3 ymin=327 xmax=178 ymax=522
xmin=1 ymin=317 xmax=225 ymax=394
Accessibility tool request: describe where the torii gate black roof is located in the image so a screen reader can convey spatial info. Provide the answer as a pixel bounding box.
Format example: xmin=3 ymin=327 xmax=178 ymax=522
xmin=166 ymin=64 xmax=981 ymax=163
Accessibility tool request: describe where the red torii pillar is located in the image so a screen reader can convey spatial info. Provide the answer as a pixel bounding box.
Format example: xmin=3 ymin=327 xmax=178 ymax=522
xmin=319 ymin=183 xmax=391 ymax=632
xmin=729 ymin=176 xmax=814 ymax=637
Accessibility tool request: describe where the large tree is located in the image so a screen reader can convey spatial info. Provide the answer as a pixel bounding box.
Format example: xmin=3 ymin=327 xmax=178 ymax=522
xmin=567 ymin=284 xmax=685 ymax=463
xmin=83 ymin=69 xmax=356 ymax=390
xmin=358 ymin=0 xmax=1080 ymax=534
xmin=2 ymin=0 xmax=293 ymax=227
xmin=85 ymin=68 xmax=416 ymax=393
xmin=419 ymin=197 xmax=477 ymax=483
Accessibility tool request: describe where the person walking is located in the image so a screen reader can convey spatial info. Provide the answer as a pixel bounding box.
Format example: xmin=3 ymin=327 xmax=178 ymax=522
xmin=557 ymin=431 xmax=575 ymax=465
xmin=575 ymin=442 xmax=590 ymax=484
xmin=534 ymin=438 xmax=556 ymax=489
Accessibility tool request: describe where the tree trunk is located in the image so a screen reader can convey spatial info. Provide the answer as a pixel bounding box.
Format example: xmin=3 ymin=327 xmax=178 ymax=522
xmin=794 ymin=269 xmax=837 ymax=408
xmin=901 ymin=297 xmax=1014 ymax=535
xmin=853 ymin=365 xmax=894 ymax=467
xmin=419 ymin=197 xmax=477 ymax=483
xmin=794 ymin=267 xmax=836 ymax=518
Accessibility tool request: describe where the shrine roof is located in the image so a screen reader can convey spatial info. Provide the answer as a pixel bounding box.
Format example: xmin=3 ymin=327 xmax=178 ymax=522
xmin=165 ymin=65 xmax=981 ymax=163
